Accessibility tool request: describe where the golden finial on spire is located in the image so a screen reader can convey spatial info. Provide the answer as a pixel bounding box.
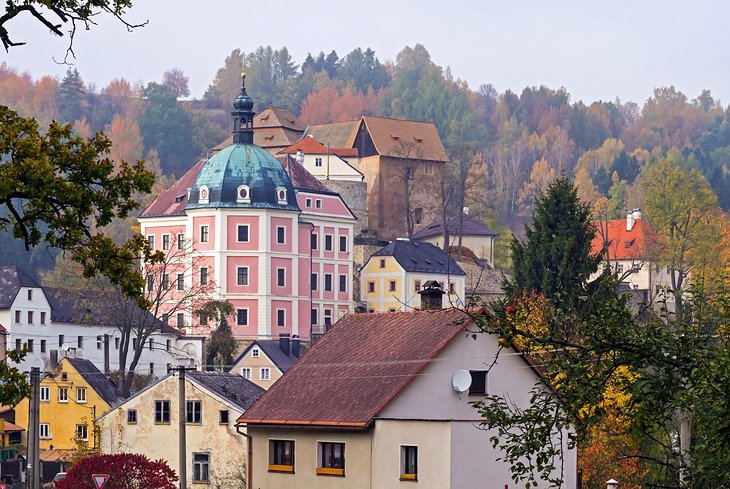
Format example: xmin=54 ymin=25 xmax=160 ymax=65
xmin=241 ymin=71 xmax=246 ymax=79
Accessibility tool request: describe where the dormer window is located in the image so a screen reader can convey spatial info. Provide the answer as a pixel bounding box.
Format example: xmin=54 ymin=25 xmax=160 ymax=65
xmin=276 ymin=187 xmax=287 ymax=205
xmin=199 ymin=186 xmax=210 ymax=205
xmin=237 ymin=185 xmax=251 ymax=204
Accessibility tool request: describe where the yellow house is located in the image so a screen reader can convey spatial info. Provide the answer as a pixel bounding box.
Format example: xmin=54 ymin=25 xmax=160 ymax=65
xmin=361 ymin=239 xmax=466 ymax=312
xmin=15 ymin=356 xmax=123 ymax=451
xmin=229 ymin=335 xmax=304 ymax=390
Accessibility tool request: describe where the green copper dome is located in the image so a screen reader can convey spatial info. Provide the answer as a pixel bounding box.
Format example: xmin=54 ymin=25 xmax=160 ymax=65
xmin=186 ymin=144 xmax=299 ymax=211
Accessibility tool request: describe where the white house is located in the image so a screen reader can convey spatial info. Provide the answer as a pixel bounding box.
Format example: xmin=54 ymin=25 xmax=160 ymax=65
xmin=0 ymin=265 xmax=204 ymax=377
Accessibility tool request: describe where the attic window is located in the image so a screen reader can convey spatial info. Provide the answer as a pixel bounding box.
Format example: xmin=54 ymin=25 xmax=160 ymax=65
xmin=414 ymin=137 xmax=423 ymax=142
xmin=199 ymin=186 xmax=209 ymax=205
xmin=259 ymin=114 xmax=270 ymax=121
xmin=624 ymin=239 xmax=636 ymax=248
xmin=390 ymin=134 xmax=400 ymax=140
xmin=237 ymin=185 xmax=251 ymax=204
xmin=276 ymin=187 xmax=288 ymax=205
xmin=175 ymin=194 xmax=186 ymax=203
xmin=265 ymin=135 xmax=274 ymax=141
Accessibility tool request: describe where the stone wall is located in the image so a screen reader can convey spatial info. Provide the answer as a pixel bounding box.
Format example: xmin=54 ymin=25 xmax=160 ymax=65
xmin=324 ymin=179 xmax=368 ymax=236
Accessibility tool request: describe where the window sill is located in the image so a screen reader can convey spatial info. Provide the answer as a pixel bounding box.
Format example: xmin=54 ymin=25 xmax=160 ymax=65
xmin=154 ymin=422 xmax=171 ymax=425
xmin=400 ymin=474 xmax=418 ymax=481
xmin=317 ymin=467 xmax=345 ymax=476
xmin=77 ymin=400 xmax=87 ymax=404
xmin=268 ymin=464 xmax=294 ymax=473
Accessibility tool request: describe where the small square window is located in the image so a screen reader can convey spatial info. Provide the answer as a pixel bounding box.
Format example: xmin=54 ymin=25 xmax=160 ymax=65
xmin=219 ymin=410 xmax=230 ymax=424
xmin=379 ymin=259 xmax=386 ymax=268
xmin=127 ymin=409 xmax=137 ymax=424
xmin=269 ymin=440 xmax=295 ymax=472
xmin=315 ymin=199 xmax=322 ymax=209
xmin=277 ymin=226 xmax=286 ymax=244
xmin=305 ymin=198 xmax=312 ymax=207
xmin=61 ymin=372 xmax=68 ymax=381
xmin=367 ymin=281 xmax=375 ymax=293
xmin=469 ymin=370 xmax=487 ymax=395
xmin=315 ymin=157 xmax=323 ymax=167
xmin=252 ymin=347 xmax=259 ymax=357
xmin=317 ymin=442 xmax=345 ymax=476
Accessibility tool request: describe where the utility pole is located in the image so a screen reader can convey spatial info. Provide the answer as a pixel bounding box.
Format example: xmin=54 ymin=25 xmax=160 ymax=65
xmin=169 ymin=365 xmax=196 ymax=489
xmin=26 ymin=367 xmax=40 ymax=489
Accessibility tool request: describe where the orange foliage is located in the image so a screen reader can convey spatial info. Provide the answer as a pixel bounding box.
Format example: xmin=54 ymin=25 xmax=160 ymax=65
xmin=299 ymin=85 xmax=383 ymax=125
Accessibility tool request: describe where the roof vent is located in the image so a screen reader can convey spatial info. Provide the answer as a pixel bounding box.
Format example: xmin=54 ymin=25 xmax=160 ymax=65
xmin=175 ymin=194 xmax=186 ymax=203
xmin=390 ymin=134 xmax=400 ymax=140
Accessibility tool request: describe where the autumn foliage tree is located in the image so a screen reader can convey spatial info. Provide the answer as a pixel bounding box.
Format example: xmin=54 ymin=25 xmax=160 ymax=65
xmin=57 ymin=453 xmax=177 ymax=489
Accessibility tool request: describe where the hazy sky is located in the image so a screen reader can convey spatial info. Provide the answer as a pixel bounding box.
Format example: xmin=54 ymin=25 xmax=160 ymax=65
xmin=3 ymin=0 xmax=730 ymax=105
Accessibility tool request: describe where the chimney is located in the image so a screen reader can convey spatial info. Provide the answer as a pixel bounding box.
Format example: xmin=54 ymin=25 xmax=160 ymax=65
xmin=419 ymin=280 xmax=445 ymax=310
xmin=291 ymin=335 xmax=301 ymax=357
xmin=632 ymin=208 xmax=641 ymax=221
xmin=626 ymin=208 xmax=641 ymax=231
xmin=279 ymin=333 xmax=291 ymax=356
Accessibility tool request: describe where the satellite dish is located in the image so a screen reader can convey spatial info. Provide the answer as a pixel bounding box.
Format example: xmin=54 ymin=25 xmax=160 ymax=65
xmin=60 ymin=343 xmax=70 ymax=352
xmin=452 ymin=369 xmax=472 ymax=393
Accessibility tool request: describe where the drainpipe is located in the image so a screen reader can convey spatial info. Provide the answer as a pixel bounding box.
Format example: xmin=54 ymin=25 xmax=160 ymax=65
xmin=235 ymin=424 xmax=252 ymax=489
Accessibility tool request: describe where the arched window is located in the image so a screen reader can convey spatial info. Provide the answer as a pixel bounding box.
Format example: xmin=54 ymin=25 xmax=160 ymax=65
xmin=236 ymin=185 xmax=251 ymax=204
xmin=276 ymin=187 xmax=287 ymax=205
xmin=199 ymin=186 xmax=209 ymax=205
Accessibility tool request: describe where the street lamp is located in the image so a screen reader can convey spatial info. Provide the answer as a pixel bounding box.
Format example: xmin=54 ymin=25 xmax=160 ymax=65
xmin=606 ymin=479 xmax=619 ymax=489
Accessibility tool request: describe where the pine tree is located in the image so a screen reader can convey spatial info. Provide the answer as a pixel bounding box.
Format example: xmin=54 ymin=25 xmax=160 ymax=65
xmin=58 ymin=68 xmax=87 ymax=123
xmin=198 ymin=300 xmax=236 ymax=371
xmin=509 ymin=175 xmax=601 ymax=310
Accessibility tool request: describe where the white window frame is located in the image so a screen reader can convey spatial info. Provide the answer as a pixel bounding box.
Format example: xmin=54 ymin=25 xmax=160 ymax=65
xmin=276 ymin=268 xmax=286 ymax=287
xmin=193 ymin=453 xmax=210 ymax=483
xmin=200 ymin=266 xmax=209 ymax=286
xmin=198 ymin=185 xmax=210 ymax=205
xmin=40 ymin=386 xmax=50 ymax=402
xmin=76 ymin=387 xmax=87 ymax=403
xmin=275 ymin=186 xmax=288 ymax=205
xmin=39 ymin=423 xmax=51 ymax=439
xmin=58 ymin=387 xmax=68 ymax=403
xmin=339 ymin=235 xmax=347 ymax=253
xmin=127 ymin=409 xmax=137 ymax=424
xmin=315 ymin=157 xmax=323 ymax=167
xmin=252 ymin=347 xmax=259 ymax=357
xmin=237 ymin=308 xmax=249 ymax=326
xmin=324 ymin=234 xmax=333 ymax=251
xmin=237 ymin=224 xmax=250 ymax=243
xmin=339 ymin=274 xmax=347 ymax=293
xmin=200 ymin=225 xmax=209 ymax=243
xmin=241 ymin=367 xmax=252 ymax=380
xmin=236 ymin=184 xmax=251 ymax=204
xmin=237 ymin=266 xmax=249 ymax=286
xmin=276 ymin=226 xmax=286 ymax=244
xmin=260 ymin=368 xmax=271 ymax=381
xmin=75 ymin=424 xmax=88 ymax=441
xmin=177 ymin=233 xmax=185 ymax=250
xmin=147 ymin=235 xmax=155 ymax=250
xmin=277 ymin=309 xmax=286 ymax=327
xmin=315 ymin=199 xmax=322 ymax=209
xmin=162 ymin=234 xmax=170 ymax=250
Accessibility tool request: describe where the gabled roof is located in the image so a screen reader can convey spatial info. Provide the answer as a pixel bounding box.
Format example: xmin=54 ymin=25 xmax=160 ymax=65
xmin=0 ymin=265 xmax=40 ymax=308
xmin=279 ymin=135 xmax=358 ymax=158
xmin=187 ymin=371 xmax=265 ymax=411
xmin=238 ymin=308 xmax=473 ymax=428
xmin=591 ymin=219 xmax=657 ymax=261
xmin=45 ymin=288 xmax=179 ymax=335
xmin=232 ymin=339 xmax=305 ymax=374
xmin=140 ymin=159 xmax=206 ymax=218
xmin=372 ymin=240 xmax=465 ymax=276
xmin=275 ymin=154 xmax=332 ymax=193
xmin=307 ymin=120 xmax=360 ymax=148
xmin=413 ymin=214 xmax=498 ymax=240
xmin=65 ymin=357 xmax=124 ymax=405
xmin=357 ymin=116 xmax=449 ymax=162
xmin=256 ymin=106 xmax=306 ymax=131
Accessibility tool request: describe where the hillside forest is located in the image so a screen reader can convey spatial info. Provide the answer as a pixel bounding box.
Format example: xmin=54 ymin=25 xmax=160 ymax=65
xmin=3 ymin=43 xmax=730 ymax=278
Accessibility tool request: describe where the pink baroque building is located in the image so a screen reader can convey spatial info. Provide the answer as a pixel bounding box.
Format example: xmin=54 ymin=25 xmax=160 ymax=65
xmin=138 ymin=76 xmax=356 ymax=340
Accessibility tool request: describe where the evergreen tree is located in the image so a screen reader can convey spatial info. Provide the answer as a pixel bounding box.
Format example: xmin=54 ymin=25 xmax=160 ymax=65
xmin=338 ymin=47 xmax=389 ymax=92
xmin=198 ymin=300 xmax=236 ymax=371
xmin=509 ymin=175 xmax=601 ymax=310
xmin=58 ymin=68 xmax=87 ymax=123
xmin=137 ymin=82 xmax=196 ymax=176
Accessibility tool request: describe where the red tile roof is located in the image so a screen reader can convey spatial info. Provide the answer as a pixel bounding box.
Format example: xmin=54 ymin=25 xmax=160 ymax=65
xmin=140 ymin=159 xmax=206 ymax=217
xmin=358 ymin=116 xmax=449 ymax=162
xmin=256 ymin=106 xmax=306 ymax=131
xmin=237 ymin=308 xmax=473 ymax=428
xmin=591 ymin=218 xmax=658 ymax=260
xmin=279 ymin=136 xmax=358 ymax=158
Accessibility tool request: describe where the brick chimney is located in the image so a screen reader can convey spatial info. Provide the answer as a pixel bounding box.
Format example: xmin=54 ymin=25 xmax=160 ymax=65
xmin=291 ymin=335 xmax=301 ymax=357
xmin=279 ymin=333 xmax=291 ymax=356
xmin=418 ymin=280 xmax=445 ymax=310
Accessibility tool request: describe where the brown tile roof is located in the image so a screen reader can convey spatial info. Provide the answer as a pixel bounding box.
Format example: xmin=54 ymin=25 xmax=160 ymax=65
xmin=591 ymin=218 xmax=658 ymax=260
xmin=237 ymin=308 xmax=473 ymax=428
xmin=279 ymin=136 xmax=358 ymax=158
xmin=211 ymin=128 xmax=304 ymax=154
xmin=140 ymin=159 xmax=206 ymax=217
xmin=275 ymin=154 xmax=332 ymax=193
xmin=256 ymin=106 xmax=306 ymax=131
xmin=307 ymin=120 xmax=360 ymax=148
xmin=359 ymin=116 xmax=448 ymax=162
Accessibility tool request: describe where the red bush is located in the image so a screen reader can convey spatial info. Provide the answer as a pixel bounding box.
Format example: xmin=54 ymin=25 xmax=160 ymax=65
xmin=57 ymin=453 xmax=177 ymax=489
